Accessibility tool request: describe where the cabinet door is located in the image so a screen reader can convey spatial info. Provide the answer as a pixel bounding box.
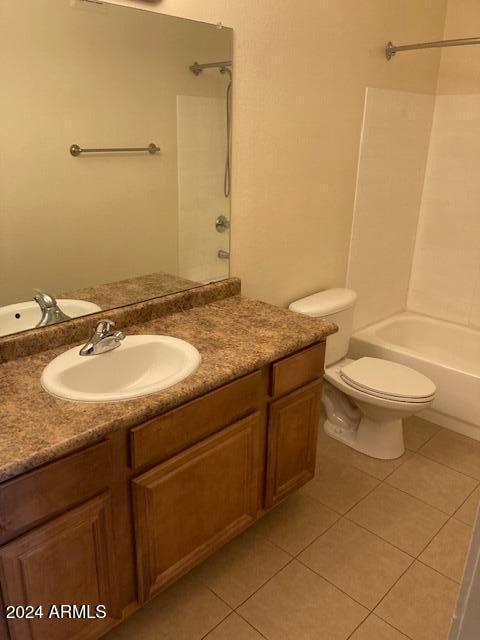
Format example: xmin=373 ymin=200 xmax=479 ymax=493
xmin=0 ymin=494 xmax=118 ymax=640
xmin=265 ymin=380 xmax=322 ymax=508
xmin=133 ymin=413 xmax=261 ymax=602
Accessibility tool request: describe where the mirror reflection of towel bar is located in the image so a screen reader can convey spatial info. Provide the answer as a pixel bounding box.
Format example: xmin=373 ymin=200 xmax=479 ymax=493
xmin=70 ymin=143 xmax=160 ymax=157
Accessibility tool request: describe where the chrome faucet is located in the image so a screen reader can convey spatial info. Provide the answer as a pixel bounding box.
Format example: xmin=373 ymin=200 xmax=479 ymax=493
xmin=80 ymin=319 xmax=125 ymax=356
xmin=34 ymin=292 xmax=71 ymax=328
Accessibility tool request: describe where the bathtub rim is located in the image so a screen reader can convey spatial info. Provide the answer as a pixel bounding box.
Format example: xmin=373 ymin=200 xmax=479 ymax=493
xmin=350 ymin=311 xmax=480 ymax=441
xmin=352 ymin=311 xmax=480 ymax=379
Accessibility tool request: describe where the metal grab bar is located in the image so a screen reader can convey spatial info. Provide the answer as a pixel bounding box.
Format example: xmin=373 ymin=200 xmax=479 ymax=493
xmin=70 ymin=143 xmax=160 ymax=157
xmin=190 ymin=60 xmax=232 ymax=75
xmin=386 ymin=37 xmax=480 ymax=60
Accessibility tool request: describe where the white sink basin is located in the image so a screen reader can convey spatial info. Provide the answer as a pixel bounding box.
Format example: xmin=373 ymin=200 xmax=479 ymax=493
xmin=41 ymin=335 xmax=201 ymax=402
xmin=0 ymin=299 xmax=101 ymax=337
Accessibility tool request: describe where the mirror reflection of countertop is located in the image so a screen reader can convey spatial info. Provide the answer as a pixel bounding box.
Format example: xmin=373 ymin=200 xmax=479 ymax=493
xmin=0 ymin=294 xmax=337 ymax=483
xmin=61 ymin=272 xmax=201 ymax=312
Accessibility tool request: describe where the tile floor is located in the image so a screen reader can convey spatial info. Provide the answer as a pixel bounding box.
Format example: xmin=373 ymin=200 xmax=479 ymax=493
xmin=106 ymin=416 xmax=480 ymax=640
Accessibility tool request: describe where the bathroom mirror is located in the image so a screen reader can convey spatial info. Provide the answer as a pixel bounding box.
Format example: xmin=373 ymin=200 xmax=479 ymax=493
xmin=0 ymin=0 xmax=232 ymax=338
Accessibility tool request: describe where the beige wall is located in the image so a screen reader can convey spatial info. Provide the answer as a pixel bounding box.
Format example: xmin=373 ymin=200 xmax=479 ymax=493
xmin=109 ymin=0 xmax=447 ymax=307
xmin=437 ymin=0 xmax=480 ymax=95
xmin=0 ymin=1 xmax=230 ymax=305
xmin=407 ymin=0 xmax=480 ymax=328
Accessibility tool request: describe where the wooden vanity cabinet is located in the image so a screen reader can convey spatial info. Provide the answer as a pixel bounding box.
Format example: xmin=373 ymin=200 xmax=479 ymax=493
xmin=0 ymin=494 xmax=118 ymax=640
xmin=0 ymin=340 xmax=326 ymax=639
xmin=131 ymin=342 xmax=325 ymax=603
xmin=265 ymin=343 xmax=325 ymax=508
xmin=133 ymin=413 xmax=262 ymax=602
xmin=265 ymin=380 xmax=322 ymax=507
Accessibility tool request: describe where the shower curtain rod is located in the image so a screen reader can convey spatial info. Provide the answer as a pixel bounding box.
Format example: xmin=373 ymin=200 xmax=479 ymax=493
xmin=190 ymin=60 xmax=232 ymax=75
xmin=386 ymin=36 xmax=480 ymax=60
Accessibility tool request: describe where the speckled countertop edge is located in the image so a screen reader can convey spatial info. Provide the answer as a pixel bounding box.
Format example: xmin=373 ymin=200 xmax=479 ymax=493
xmin=0 ymin=278 xmax=240 ymax=363
xmin=0 ymin=295 xmax=337 ymax=482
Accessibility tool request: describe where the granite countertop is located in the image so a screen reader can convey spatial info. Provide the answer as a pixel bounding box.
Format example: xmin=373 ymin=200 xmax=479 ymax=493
xmin=0 ymin=296 xmax=336 ymax=482
xmin=62 ymin=271 xmax=200 ymax=310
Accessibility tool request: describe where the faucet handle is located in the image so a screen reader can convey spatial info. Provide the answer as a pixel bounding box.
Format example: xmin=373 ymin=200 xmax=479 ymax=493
xmin=94 ymin=319 xmax=116 ymax=335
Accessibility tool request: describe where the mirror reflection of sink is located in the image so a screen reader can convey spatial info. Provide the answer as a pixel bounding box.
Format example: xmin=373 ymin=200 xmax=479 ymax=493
xmin=41 ymin=335 xmax=201 ymax=403
xmin=0 ymin=299 xmax=101 ymax=337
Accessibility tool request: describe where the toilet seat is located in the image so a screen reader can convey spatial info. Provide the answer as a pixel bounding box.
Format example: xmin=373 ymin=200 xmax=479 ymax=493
xmin=340 ymin=357 xmax=436 ymax=403
xmin=324 ymin=358 xmax=436 ymax=410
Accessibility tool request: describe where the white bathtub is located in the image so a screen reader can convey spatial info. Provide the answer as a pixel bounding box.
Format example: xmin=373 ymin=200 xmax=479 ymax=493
xmin=349 ymin=312 xmax=480 ymax=440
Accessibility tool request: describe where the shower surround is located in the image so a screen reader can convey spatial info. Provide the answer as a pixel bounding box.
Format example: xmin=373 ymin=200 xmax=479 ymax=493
xmin=347 ymin=5 xmax=480 ymax=438
xmin=408 ymin=93 xmax=480 ymax=329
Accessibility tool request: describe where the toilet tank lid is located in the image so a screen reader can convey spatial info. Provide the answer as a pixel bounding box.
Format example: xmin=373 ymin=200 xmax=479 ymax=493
xmin=288 ymin=288 xmax=357 ymax=317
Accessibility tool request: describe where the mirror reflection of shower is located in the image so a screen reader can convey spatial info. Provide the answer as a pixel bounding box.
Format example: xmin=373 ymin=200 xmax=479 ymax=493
xmin=190 ymin=60 xmax=233 ymax=198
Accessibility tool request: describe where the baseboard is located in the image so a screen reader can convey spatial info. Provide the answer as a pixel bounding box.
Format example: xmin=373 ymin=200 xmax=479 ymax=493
xmin=421 ymin=408 xmax=480 ymax=441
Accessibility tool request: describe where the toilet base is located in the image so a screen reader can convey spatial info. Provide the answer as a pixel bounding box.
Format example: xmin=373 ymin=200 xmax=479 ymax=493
xmin=324 ymin=415 xmax=405 ymax=460
xmin=322 ymin=380 xmax=406 ymax=460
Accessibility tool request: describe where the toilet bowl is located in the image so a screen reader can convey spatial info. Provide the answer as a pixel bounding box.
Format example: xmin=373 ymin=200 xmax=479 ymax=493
xmin=323 ymin=357 xmax=435 ymax=459
xmin=289 ymin=289 xmax=436 ymax=460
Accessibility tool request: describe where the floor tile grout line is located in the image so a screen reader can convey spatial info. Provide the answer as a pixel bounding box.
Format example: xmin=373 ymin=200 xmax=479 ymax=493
xmin=249 ymin=499 xmax=342 ymax=558
xmin=243 ymin=527 xmax=297 ymax=560
xmin=340 ymin=478 xmax=384 ymax=519
xmin=199 ymin=609 xmax=270 ymax=640
xmin=417 ymin=504 xmax=474 ymax=564
xmin=231 ymin=556 xmax=297 ymax=615
xmin=301 ymin=482 xmax=360 ymax=517
xmin=316 ymin=449 xmax=409 ymax=483
xmin=233 ymin=609 xmax=272 ymax=640
xmin=305 ymin=485 xmax=346 ymax=518
xmin=450 ymin=481 xmax=480 ymax=521
xmin=206 ymin=421 xmax=471 ymax=640
xmin=318 ymin=438 xmax=480 ymax=518
xmin=414 ymin=448 xmax=480 ymax=483
xmin=293 ymin=557 xmax=375 ymax=617
xmin=344 ymin=467 xmax=455 ymax=557
xmin=419 ymin=426 xmax=480 ymax=449
xmin=344 ymin=612 xmax=415 ymax=640
xmin=370 ymin=555 xmax=419 ymax=623
xmin=316 ymin=426 xmax=476 ymax=560
xmin=452 ymin=513 xmax=475 ymax=527
xmin=314 ymin=455 xmax=455 ymax=555
xmin=290 ymin=507 xmax=343 ymax=558
xmin=318 ymin=418 xmax=480 ymax=487
xmin=305 ymin=459 xmax=384 ymax=519
xmin=372 ymin=555 xmax=461 ymax=634
xmin=294 ymin=551 xmax=407 ymax=612
xmin=408 ymin=422 xmax=444 ymax=452
xmin=381 ymin=475 xmax=468 ymax=517
xmin=198 ymin=608 xmax=235 ymax=640
xmin=201 ymin=549 xmax=294 ymax=612
xmin=414 ymin=514 xmax=457 ymax=560
xmin=371 ymin=612 xmax=416 ymax=640
xmin=341 ymin=513 xmax=421 ymax=559
xmin=318 ymin=415 xmax=442 ymax=473
xmin=236 ymin=556 xmax=371 ymax=630
xmin=344 ymin=617 xmax=367 ymax=640
xmin=415 ymin=556 xmax=462 ymax=586
xmin=196 ymin=499 xmax=355 ymax=626
xmin=344 ymin=467 xmax=449 ymax=521
xmin=329 ymin=424 xmax=480 ymax=486
xmin=294 ymin=508 xmax=440 ymax=611
xmin=312 ymin=458 xmax=472 ymax=579
xmin=380 ymin=450 xmax=417 ymax=483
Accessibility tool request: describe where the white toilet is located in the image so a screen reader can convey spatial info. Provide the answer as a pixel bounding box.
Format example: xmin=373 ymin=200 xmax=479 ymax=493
xmin=289 ymin=289 xmax=436 ymax=460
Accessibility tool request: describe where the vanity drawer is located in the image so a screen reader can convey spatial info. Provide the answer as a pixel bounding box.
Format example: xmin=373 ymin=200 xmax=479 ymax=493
xmin=271 ymin=342 xmax=325 ymax=398
xmin=130 ymin=371 xmax=263 ymax=470
xmin=0 ymin=440 xmax=111 ymax=543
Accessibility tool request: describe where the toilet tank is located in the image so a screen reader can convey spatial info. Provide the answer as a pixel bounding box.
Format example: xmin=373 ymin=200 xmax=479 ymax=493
xmin=288 ymin=289 xmax=357 ymax=366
